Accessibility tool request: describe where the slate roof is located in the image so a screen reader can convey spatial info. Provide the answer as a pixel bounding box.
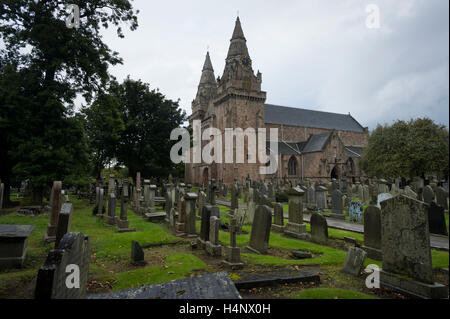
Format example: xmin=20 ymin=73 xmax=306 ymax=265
xmin=302 ymin=133 xmax=331 ymax=153
xmin=346 ymin=146 xmax=364 ymax=158
xmin=264 ymin=104 xmax=365 ymax=133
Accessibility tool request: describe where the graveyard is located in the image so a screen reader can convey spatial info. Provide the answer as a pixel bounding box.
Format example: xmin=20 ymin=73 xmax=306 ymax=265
xmin=0 ymin=177 xmax=448 ymax=299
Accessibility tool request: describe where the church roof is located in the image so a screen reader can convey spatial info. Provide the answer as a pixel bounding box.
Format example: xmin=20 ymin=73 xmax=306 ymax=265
xmin=302 ymin=133 xmax=331 ymax=153
xmin=264 ymin=104 xmax=366 ymax=133
xmin=345 ymin=146 xmax=364 ymax=158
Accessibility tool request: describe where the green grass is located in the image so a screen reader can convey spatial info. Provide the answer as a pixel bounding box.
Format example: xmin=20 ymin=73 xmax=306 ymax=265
xmin=110 ymin=253 xmax=209 ymax=291
xmin=292 ymin=288 xmax=377 ymax=299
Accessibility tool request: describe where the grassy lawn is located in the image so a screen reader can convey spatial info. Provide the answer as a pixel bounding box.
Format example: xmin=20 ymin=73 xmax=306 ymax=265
xmin=291 ymin=287 xmax=377 ymax=299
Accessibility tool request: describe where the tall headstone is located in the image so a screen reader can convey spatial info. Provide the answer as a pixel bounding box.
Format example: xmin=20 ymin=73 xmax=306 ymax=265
xmin=184 ymin=192 xmax=198 ymax=238
xmin=197 ymin=205 xmax=220 ymax=248
xmin=117 ymin=182 xmax=133 ymax=233
xmin=230 ymin=183 xmax=239 ymax=210
xmin=330 ymin=189 xmax=345 ymax=220
xmin=54 ymin=202 xmax=73 ymax=248
xmin=423 ymin=185 xmax=435 ymax=204
xmin=284 ymin=186 xmax=307 ymax=239
xmin=175 ymin=197 xmax=186 ymax=236
xmin=379 ymin=195 xmax=448 ymax=299
xmin=35 ymin=232 xmax=91 ymax=299
xmin=310 ymin=212 xmax=328 ymax=245
xmin=272 ymin=202 xmax=284 ymax=232
xmin=435 ymin=186 xmax=448 ymax=211
xmin=362 ymin=205 xmax=382 ymax=260
xmin=316 ymin=185 xmax=327 ymax=211
xmin=104 ymin=193 xmax=117 ymax=226
xmin=44 ymin=181 xmax=62 ymax=243
xmin=247 ymin=205 xmax=272 ymax=254
xmin=97 ymin=188 xmax=104 ymax=217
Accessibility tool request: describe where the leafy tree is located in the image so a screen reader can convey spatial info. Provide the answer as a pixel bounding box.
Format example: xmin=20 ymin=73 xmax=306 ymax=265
xmin=360 ymin=118 xmax=449 ymax=180
xmin=82 ymin=89 xmax=124 ymax=179
xmin=111 ymin=77 xmax=187 ymax=181
xmin=0 ymin=1 xmax=138 ymax=204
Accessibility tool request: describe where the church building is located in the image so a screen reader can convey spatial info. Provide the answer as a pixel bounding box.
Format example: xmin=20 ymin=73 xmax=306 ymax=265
xmin=185 ymin=17 xmax=369 ymax=185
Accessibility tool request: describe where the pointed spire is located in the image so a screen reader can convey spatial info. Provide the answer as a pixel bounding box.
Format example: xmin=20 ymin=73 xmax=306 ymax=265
xmin=226 ymin=17 xmax=249 ymax=59
xmin=202 ymin=51 xmax=214 ymax=72
xmin=198 ymin=51 xmax=216 ymax=86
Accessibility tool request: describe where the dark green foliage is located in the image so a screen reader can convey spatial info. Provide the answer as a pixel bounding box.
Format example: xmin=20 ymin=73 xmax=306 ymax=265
xmin=360 ymin=118 xmax=449 ymax=179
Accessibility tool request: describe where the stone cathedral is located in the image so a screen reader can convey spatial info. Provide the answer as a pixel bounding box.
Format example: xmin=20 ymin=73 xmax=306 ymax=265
xmin=185 ymin=17 xmax=369 ymax=186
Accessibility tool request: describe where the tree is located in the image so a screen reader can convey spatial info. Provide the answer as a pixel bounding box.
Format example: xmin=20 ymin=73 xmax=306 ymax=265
xmin=0 ymin=1 xmax=138 ymax=204
xmin=82 ymin=89 xmax=124 ymax=179
xmin=112 ymin=77 xmax=187 ymax=181
xmin=360 ymin=118 xmax=449 ymax=180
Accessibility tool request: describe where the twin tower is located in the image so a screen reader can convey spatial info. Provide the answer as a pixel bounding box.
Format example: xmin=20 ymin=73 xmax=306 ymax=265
xmin=187 ymin=17 xmax=268 ymax=185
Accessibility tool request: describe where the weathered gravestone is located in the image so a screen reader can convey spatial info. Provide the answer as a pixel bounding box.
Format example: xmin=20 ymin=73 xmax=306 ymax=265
xmin=131 ymin=240 xmax=147 ymax=266
xmin=44 ymin=181 xmax=62 ymax=243
xmin=55 ymin=202 xmax=73 ymax=248
xmin=35 ymin=232 xmax=91 ymax=299
xmin=0 ymin=225 xmax=34 ymax=269
xmin=197 ymin=205 xmax=220 ymax=248
xmin=222 ymin=218 xmax=243 ymax=268
xmin=427 ymin=202 xmax=448 ymax=236
xmin=284 ymin=187 xmax=307 ymax=239
xmin=348 ymin=201 xmax=363 ymax=223
xmin=117 ymin=183 xmax=134 ymax=233
xmin=361 ymin=205 xmax=382 ymax=260
xmin=316 ymin=185 xmax=327 ymax=211
xmin=341 ymin=246 xmax=367 ymax=277
xmin=272 ymin=202 xmax=284 ymax=232
xmin=234 ymin=208 xmax=247 ymax=233
xmin=247 ymin=199 xmax=256 ymax=225
xmin=376 ymin=192 xmax=393 ymax=209
xmin=175 ymin=197 xmax=186 ymax=236
xmin=230 ymin=183 xmax=239 ymax=211
xmin=104 ymin=193 xmax=117 ymax=226
xmin=184 ymin=192 xmax=198 ymax=238
xmin=435 ymin=186 xmax=448 ymax=211
xmin=205 ymin=216 xmax=222 ymax=256
xmin=247 ymin=205 xmax=272 ymax=254
xmin=423 ymin=185 xmax=435 ymax=204
xmin=330 ymin=189 xmax=345 ymax=220
xmin=379 ymin=195 xmax=448 ymax=299
xmin=310 ymin=212 xmax=328 ymax=245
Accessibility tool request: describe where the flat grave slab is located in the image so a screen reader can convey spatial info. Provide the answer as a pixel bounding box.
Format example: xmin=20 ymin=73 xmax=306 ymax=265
xmin=233 ymin=269 xmax=320 ymax=289
xmin=88 ymin=272 xmax=241 ymax=299
xmin=144 ymin=212 xmax=167 ymax=222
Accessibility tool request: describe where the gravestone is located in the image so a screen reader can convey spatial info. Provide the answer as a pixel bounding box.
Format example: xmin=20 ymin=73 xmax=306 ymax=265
xmin=131 ymin=240 xmax=147 ymax=266
xmin=376 ymin=193 xmax=393 ymax=209
xmin=104 ymin=193 xmax=117 ymax=226
xmin=55 ymin=202 xmax=73 ymax=248
xmin=175 ymin=197 xmax=186 ymax=236
xmin=435 ymin=186 xmax=448 ymax=211
xmin=362 ymin=205 xmax=382 ymax=260
xmin=198 ymin=191 xmax=206 ymax=218
xmin=184 ymin=192 xmax=198 ymax=238
xmin=117 ymin=183 xmax=133 ymax=233
xmin=315 ymin=185 xmax=327 ymax=211
xmin=307 ymin=186 xmax=316 ymax=210
xmin=348 ymin=201 xmax=363 ymax=223
xmin=272 ymin=202 xmax=284 ymax=232
xmin=427 ymin=202 xmax=448 ymax=236
xmin=205 ymin=216 xmax=222 ymax=256
xmin=247 ymin=200 xmax=256 ymax=225
xmin=35 ymin=232 xmax=91 ymax=299
xmin=222 ymin=218 xmax=243 ymax=268
xmin=363 ymin=185 xmax=370 ymax=204
xmin=423 ymin=185 xmax=435 ymax=204
xmin=197 ymin=205 xmax=220 ymax=248
xmin=330 ymin=189 xmax=345 ymax=220
xmin=379 ymin=195 xmax=448 ymax=299
xmin=341 ymin=246 xmax=367 ymax=277
xmin=310 ymin=212 xmax=328 ymax=245
xmin=0 ymin=225 xmax=34 ymax=269
xmin=284 ymin=187 xmax=307 ymax=239
xmin=247 ymin=205 xmax=272 ymax=254
xmin=404 ymin=186 xmax=417 ymax=200
xmin=44 ymin=181 xmax=62 ymax=243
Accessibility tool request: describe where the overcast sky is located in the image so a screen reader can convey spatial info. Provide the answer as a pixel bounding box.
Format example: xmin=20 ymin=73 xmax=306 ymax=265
xmin=99 ymin=0 xmax=449 ymax=130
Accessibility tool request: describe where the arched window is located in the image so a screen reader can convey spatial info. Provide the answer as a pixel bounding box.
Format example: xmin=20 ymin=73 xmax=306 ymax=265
xmin=288 ymin=156 xmax=297 ymax=176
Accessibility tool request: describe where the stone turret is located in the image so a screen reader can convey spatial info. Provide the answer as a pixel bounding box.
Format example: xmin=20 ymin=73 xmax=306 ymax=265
xmin=191 ymin=51 xmax=217 ymax=121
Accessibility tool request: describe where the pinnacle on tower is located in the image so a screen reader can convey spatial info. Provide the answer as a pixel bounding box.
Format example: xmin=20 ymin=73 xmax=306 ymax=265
xmin=226 ymin=17 xmax=249 ymax=59
xmin=199 ymin=51 xmax=216 ymax=85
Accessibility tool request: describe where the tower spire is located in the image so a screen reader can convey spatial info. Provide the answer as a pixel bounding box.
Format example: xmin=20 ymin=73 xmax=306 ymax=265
xmin=226 ymin=16 xmax=249 ymax=59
